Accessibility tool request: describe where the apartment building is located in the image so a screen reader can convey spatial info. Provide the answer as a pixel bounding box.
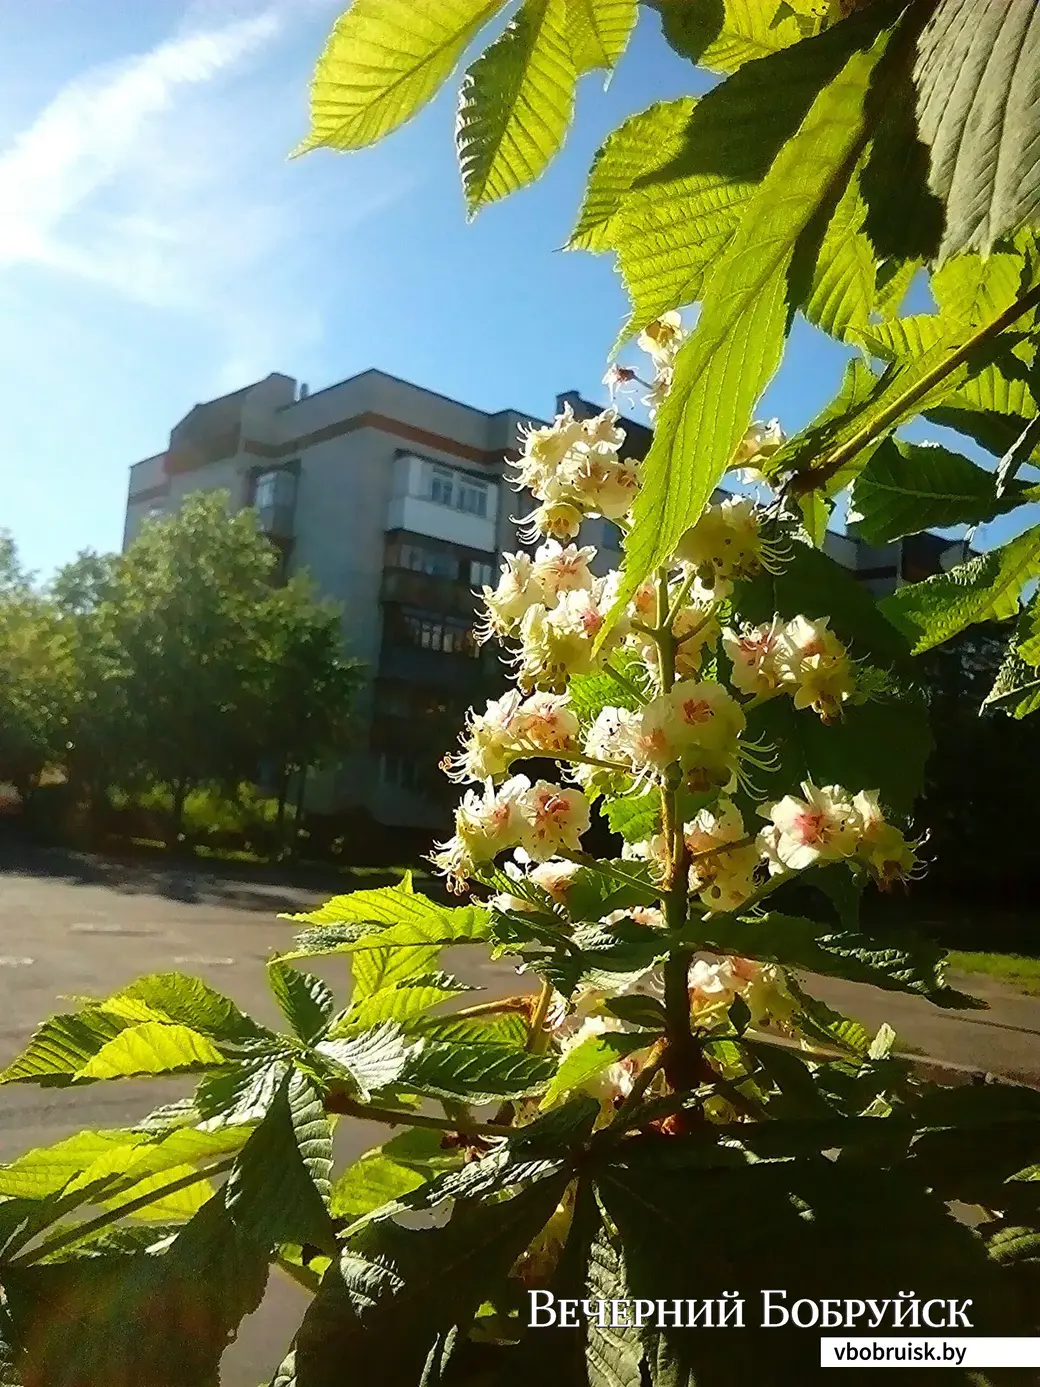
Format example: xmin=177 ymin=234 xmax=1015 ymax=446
xmin=124 ymin=370 xmax=966 ymax=832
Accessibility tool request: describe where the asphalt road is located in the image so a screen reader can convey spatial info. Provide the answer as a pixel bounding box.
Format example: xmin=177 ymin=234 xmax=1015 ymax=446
xmin=2 ymin=847 xmax=1039 ymax=1384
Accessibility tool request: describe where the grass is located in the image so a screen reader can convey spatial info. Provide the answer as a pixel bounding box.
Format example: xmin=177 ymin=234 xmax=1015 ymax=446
xmin=947 ymin=951 xmax=1040 ymax=996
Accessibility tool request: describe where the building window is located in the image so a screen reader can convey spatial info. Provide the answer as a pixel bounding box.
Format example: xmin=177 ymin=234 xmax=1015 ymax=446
xmin=426 ymin=462 xmax=489 ymax=517
xmin=457 ymin=476 xmax=488 ymax=517
xmin=430 ymin=466 xmax=455 ymax=508
xmin=379 ymin=751 xmax=424 ymax=793
xmin=397 ymin=611 xmax=479 ymax=658
xmin=389 ymin=541 xmax=461 ymax=580
xmin=469 ymin=559 xmax=493 ymax=588
xmin=146 ymin=504 xmax=165 ymax=521
xmin=255 ymin=470 xmax=294 ymax=509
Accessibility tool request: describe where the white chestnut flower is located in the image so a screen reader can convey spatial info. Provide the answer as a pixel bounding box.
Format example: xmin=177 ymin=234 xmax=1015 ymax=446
xmin=516 ymin=781 xmax=591 ymax=862
xmin=757 ymin=781 xmax=860 ymax=873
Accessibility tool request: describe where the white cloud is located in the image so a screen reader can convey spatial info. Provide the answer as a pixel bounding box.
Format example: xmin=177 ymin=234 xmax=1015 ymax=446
xmin=0 ymin=0 xmax=403 ymax=388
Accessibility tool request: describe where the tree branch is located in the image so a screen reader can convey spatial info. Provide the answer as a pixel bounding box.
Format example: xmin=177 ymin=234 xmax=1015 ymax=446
xmin=790 ymin=280 xmax=1040 ymax=497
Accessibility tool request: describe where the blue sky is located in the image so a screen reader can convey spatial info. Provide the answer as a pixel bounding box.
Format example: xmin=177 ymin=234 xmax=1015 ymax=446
xmin=0 ymin=0 xmax=1029 ymax=580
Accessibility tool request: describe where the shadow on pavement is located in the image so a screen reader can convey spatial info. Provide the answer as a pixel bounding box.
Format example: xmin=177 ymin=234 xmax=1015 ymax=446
xmin=0 ymin=838 xmax=334 ymax=915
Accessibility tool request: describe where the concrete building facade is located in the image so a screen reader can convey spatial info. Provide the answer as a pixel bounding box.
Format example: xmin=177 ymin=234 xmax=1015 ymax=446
xmin=124 ymin=369 xmax=966 ymax=832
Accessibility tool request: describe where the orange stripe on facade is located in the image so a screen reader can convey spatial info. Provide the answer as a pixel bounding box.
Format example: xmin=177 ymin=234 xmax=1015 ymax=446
xmin=158 ymin=411 xmax=515 ymax=480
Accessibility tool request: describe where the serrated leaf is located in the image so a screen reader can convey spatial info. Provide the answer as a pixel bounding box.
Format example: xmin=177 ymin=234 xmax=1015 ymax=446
xmin=804 ymin=163 xmax=878 ymax=341
xmin=544 ymin=919 xmax=667 ymax=999
xmin=98 ymin=972 xmax=272 ymax=1046
xmin=790 ymin=306 xmax=1026 ymax=498
xmin=613 ymin=25 xmax=895 ymax=618
xmin=568 ymin=98 xmax=695 ymax=253
xmin=564 ymin=0 xmax=636 ymax=75
xmin=75 ymin=1022 xmax=225 ymax=1081
xmin=985 ymin=645 xmax=1040 ymax=719
xmin=932 ymin=247 xmax=1026 ymax=326
xmin=314 ymin=1022 xmax=415 ymax=1099
xmin=457 ymin=0 xmax=576 ymax=213
xmin=882 ymin=524 xmax=1040 ymax=653
xmin=604 ymin=994 xmax=668 ymax=1031
xmin=403 ymin=1041 xmax=554 ymax=1103
xmin=1014 ymin=590 xmax=1040 ymax=666
xmin=847 ymin=437 xmax=1031 ymax=544
xmin=657 ymin=0 xmax=807 ymax=73
xmin=869 ymin=1022 xmax=897 ymax=1060
xmin=604 ymin=791 xmax=660 ymax=844
xmin=282 ymin=882 xmax=490 ymax=959
xmin=226 ymin=1068 xmax=337 ymax=1255
xmin=298 ymin=0 xmax=508 ymax=154
xmin=997 ymin=412 xmax=1040 ymax=496
xmin=339 ymin=975 xmax=468 ymax=1031
xmin=914 ymin=0 xmax=1040 ymax=258
xmin=1 ymin=1009 xmax=129 ymax=1086
xmin=702 ymin=913 xmax=976 ymax=1007
xmin=330 ymin=1129 xmax=461 ymax=1221
xmin=350 ymin=943 xmax=442 ymax=1001
xmin=417 ymin=1011 xmax=531 ymax=1047
xmin=292 ymin=1176 xmax=569 ymax=1387
xmin=0 ymin=1123 xmax=249 ymax=1225
xmin=267 ymin=962 xmax=335 ymax=1044
xmin=567 ymin=668 xmax=644 ymax=725
xmin=592 ymin=17 xmax=885 ymax=340
xmin=2 ymin=1193 xmax=269 ymax=1387
xmin=541 ymin=1029 xmax=654 ymax=1108
xmin=562 ymin=858 xmax=659 ymax=922
xmin=195 ymin=1055 xmax=293 ymax=1126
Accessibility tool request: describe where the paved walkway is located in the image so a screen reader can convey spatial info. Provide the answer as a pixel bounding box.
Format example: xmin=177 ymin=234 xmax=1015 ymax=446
xmin=1 ymin=847 xmax=1038 ymax=1383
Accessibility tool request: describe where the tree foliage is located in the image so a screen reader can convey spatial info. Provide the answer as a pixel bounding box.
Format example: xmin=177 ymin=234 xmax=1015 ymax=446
xmin=0 ymin=496 xmax=361 ymax=835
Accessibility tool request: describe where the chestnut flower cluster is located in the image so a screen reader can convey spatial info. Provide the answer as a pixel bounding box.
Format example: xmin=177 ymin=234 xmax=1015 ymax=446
xmin=432 ymin=317 xmax=921 ymax=1129
xmin=512 ymin=404 xmax=638 ymax=543
xmin=435 ymin=319 xmax=916 ymax=899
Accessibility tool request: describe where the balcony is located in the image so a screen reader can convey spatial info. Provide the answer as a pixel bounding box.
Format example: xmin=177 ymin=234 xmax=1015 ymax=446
xmin=380 ymin=567 xmax=478 ymax=618
xmin=378 ymin=644 xmax=499 ymax=694
xmin=387 ymin=453 xmax=499 ymax=552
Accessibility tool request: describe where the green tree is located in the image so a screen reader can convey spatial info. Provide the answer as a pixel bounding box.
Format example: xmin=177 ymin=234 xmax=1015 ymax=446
xmin=0 ymin=537 xmax=75 ymax=802
xmin=254 ymin=577 xmax=363 ymax=846
xmin=59 ymin=494 xmax=360 ymax=839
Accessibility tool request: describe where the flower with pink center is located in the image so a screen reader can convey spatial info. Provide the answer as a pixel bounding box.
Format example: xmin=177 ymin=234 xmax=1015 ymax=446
xmin=580 ymin=408 xmax=627 ymax=452
xmin=431 ymin=775 xmax=531 ymax=889
xmin=687 ymin=955 xmax=794 ymax=1027
xmin=516 ymin=583 xmax=624 ymax=692
xmin=560 ymin=452 xmax=640 ymax=519
xmin=530 ymin=541 xmax=596 ymax=600
xmin=774 ymin=615 xmax=855 ymax=721
xmin=722 ymin=620 xmax=785 ymax=698
xmin=676 ymin=496 xmax=779 ymax=588
xmin=491 ymin=851 xmax=583 ymax=913
xmin=517 ymin=781 xmax=591 ymax=861
xmin=758 ymin=782 xmax=860 ymax=872
xmin=513 ymin=403 xmax=586 ymax=496
xmin=668 ymin=679 xmax=746 ymax=753
xmin=514 ymin=691 xmax=579 ymax=753
xmin=603 ymin=364 xmax=638 ymax=399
